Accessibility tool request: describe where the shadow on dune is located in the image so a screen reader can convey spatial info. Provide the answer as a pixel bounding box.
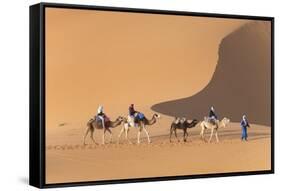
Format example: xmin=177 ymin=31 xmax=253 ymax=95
xmin=151 ymin=21 xmax=271 ymax=126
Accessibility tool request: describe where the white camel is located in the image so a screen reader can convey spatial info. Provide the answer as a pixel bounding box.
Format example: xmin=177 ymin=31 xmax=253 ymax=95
xmin=200 ymin=117 xmax=230 ymax=143
xmin=117 ymin=113 xmax=160 ymax=144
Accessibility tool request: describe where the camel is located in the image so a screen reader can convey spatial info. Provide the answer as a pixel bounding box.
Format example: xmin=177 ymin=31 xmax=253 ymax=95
xmin=83 ymin=116 xmax=124 ymax=145
xmin=170 ymin=118 xmax=198 ymax=142
xmin=200 ymin=117 xmax=230 ymax=143
xmin=117 ymin=113 xmax=160 ymax=144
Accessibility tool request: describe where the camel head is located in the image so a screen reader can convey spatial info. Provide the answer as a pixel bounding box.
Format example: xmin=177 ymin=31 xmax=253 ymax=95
xmin=116 ymin=116 xmax=126 ymax=122
xmin=153 ymin=113 xmax=161 ymax=119
xmin=88 ymin=116 xmax=96 ymax=124
xmin=186 ymin=119 xmax=199 ymax=128
xmin=191 ymin=119 xmax=199 ymax=125
xmin=221 ymin=117 xmax=230 ymax=127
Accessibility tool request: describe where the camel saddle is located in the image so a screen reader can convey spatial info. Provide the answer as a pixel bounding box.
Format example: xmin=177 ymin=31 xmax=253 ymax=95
xmin=96 ymin=115 xmax=110 ymax=126
xmin=206 ymin=117 xmax=216 ymax=125
xmin=134 ymin=112 xmax=145 ymax=124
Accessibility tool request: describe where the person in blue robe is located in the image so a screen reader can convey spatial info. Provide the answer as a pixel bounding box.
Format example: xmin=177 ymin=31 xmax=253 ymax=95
xmin=241 ymin=115 xmax=250 ymax=141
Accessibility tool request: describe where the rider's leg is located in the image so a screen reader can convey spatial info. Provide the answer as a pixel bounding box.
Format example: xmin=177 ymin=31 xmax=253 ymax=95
xmin=98 ymin=116 xmax=105 ymax=128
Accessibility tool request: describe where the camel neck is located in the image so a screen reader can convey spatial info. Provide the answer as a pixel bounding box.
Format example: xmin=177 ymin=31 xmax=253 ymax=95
xmin=111 ymin=119 xmax=121 ymax=127
xmin=147 ymin=116 xmax=156 ymax=125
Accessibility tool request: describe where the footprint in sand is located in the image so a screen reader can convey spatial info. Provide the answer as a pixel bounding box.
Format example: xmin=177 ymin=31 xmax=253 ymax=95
xmin=54 ymin=145 xmax=60 ymax=150
xmin=62 ymin=145 xmax=67 ymax=149
xmin=67 ymin=145 xmax=73 ymax=150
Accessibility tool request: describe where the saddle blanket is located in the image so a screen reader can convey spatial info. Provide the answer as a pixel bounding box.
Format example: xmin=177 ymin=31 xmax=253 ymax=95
xmin=136 ymin=112 xmax=145 ymax=119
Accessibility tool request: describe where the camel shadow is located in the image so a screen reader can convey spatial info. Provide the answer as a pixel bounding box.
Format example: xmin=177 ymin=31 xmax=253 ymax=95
xmin=217 ymin=132 xmax=270 ymax=140
xmin=248 ymin=136 xmax=271 ymax=141
xmin=146 ymin=129 xmax=270 ymax=142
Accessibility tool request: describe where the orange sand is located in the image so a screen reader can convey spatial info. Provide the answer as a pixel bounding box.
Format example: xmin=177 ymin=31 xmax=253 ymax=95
xmin=46 ymin=121 xmax=271 ymax=183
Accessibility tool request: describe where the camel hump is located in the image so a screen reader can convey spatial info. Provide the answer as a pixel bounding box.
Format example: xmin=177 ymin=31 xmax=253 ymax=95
xmin=180 ymin=117 xmax=186 ymax=123
xmin=174 ymin=117 xmax=180 ymax=124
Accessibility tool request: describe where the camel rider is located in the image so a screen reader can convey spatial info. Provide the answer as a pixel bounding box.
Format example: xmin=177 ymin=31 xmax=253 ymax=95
xmin=129 ymin=104 xmax=136 ymax=117
xmin=129 ymin=104 xmax=145 ymax=123
xmin=241 ymin=115 xmax=250 ymax=141
xmin=208 ymin=106 xmax=218 ymax=124
xmin=97 ymin=105 xmax=106 ymax=128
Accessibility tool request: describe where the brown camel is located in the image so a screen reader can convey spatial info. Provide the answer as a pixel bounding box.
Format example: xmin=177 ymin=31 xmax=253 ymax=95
xmin=118 ymin=113 xmax=160 ymax=144
xmin=83 ymin=116 xmax=124 ymax=145
xmin=170 ymin=118 xmax=199 ymax=142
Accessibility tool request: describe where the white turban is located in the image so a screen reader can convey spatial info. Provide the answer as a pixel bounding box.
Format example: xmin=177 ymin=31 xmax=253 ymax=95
xmin=97 ymin=105 xmax=103 ymax=114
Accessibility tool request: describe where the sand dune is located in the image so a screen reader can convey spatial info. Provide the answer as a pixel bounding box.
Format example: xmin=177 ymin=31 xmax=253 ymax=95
xmin=151 ymin=21 xmax=271 ymax=126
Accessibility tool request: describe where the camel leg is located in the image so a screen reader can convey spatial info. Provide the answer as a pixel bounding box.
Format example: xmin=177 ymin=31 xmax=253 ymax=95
xmin=143 ymin=127 xmax=151 ymax=144
xmin=208 ymin=128 xmax=214 ymax=143
xmin=169 ymin=128 xmax=174 ymax=142
xmin=184 ymin=130 xmax=189 ymax=142
xmin=137 ymin=130 xmax=141 ymax=144
xmin=102 ymin=128 xmax=106 ymax=145
xmin=137 ymin=125 xmax=144 ymax=144
xmin=183 ymin=129 xmax=187 ymax=142
xmin=90 ymin=128 xmax=98 ymax=145
xmin=125 ymin=128 xmax=132 ymax=144
xmin=117 ymin=127 xmax=124 ymax=144
xmin=83 ymin=127 xmax=90 ymax=145
xmin=200 ymin=126 xmax=206 ymax=142
xmin=124 ymin=128 xmax=128 ymax=141
xmin=174 ymin=129 xmax=180 ymax=142
xmin=200 ymin=125 xmax=204 ymax=138
xmin=215 ymin=129 xmax=219 ymax=143
xmin=106 ymin=129 xmax=113 ymax=143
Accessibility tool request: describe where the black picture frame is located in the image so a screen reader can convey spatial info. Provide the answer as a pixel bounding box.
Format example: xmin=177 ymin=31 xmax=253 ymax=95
xmin=29 ymin=2 xmax=275 ymax=189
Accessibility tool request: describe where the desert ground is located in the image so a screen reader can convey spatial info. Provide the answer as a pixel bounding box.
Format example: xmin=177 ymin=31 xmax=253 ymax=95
xmin=46 ymin=117 xmax=271 ymax=183
xmin=45 ymin=8 xmax=271 ymax=183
